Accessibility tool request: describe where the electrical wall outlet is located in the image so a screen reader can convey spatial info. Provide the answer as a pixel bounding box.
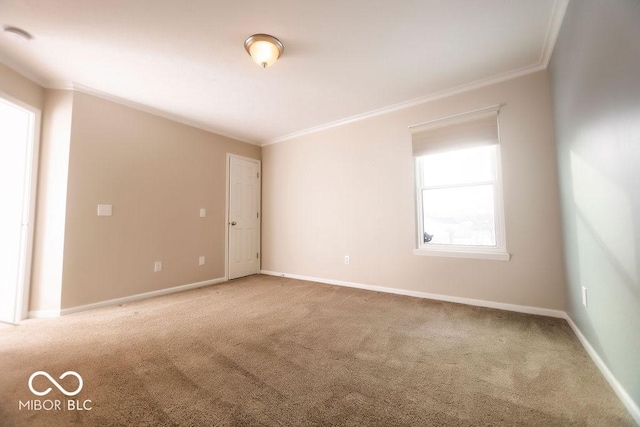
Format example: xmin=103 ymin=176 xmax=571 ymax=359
xmin=582 ymin=286 xmax=588 ymax=308
xmin=200 ymin=208 xmax=206 ymax=218
xmin=97 ymin=204 xmax=112 ymax=216
xmin=154 ymin=261 xmax=162 ymax=272
xmin=344 ymin=256 xmax=350 ymax=265
xmin=199 ymin=256 xmax=205 ymax=266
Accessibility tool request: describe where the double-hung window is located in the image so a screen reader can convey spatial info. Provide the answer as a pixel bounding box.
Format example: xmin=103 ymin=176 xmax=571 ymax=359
xmin=411 ymin=107 xmax=509 ymax=260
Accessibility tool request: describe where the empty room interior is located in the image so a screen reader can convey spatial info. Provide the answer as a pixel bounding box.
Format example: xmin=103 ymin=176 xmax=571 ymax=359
xmin=1 ymin=0 xmax=638 ymax=425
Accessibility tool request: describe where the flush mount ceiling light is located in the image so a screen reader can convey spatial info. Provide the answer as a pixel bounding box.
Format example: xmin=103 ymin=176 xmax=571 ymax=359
xmin=2 ymin=26 xmax=32 ymax=43
xmin=244 ymin=34 xmax=284 ymax=68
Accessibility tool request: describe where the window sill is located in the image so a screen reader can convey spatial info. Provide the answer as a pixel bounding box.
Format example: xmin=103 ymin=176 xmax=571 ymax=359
xmin=413 ymin=247 xmax=511 ymax=261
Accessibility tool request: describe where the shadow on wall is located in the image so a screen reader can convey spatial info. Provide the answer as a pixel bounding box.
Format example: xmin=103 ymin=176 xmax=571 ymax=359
xmin=570 ymin=151 xmax=638 ymax=299
xmin=568 ymin=148 xmax=640 ymax=373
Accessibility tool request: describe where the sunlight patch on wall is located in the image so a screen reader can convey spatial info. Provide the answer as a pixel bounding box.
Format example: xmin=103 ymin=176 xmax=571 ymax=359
xmin=570 ymin=150 xmax=636 ymax=282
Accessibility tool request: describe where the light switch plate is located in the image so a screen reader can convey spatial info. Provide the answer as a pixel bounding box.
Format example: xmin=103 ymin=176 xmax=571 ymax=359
xmin=97 ymin=204 xmax=112 ymax=216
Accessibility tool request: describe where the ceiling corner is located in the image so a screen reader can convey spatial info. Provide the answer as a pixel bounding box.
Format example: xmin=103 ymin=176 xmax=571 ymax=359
xmin=540 ymin=0 xmax=570 ymax=68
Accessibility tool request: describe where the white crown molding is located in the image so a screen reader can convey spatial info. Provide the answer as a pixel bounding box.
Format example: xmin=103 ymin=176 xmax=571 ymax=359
xmin=0 ymin=56 xmax=256 ymax=145
xmin=0 ymin=53 xmax=49 ymax=88
xmin=261 ymin=1 xmax=568 ymax=147
xmin=47 ymin=82 xmax=260 ymax=146
xmin=2 ymin=1 xmax=568 ymax=149
xmin=540 ymin=0 xmax=570 ymax=67
xmin=261 ymin=63 xmax=545 ymax=146
xmin=260 ymin=270 xmax=565 ymax=318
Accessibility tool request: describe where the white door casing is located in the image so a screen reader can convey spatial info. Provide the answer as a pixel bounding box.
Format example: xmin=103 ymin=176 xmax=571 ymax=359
xmin=227 ymin=155 xmax=260 ymax=280
xmin=0 ymin=94 xmax=40 ymax=324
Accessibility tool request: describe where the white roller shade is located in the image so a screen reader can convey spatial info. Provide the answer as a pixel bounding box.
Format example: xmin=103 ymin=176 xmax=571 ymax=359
xmin=411 ymin=107 xmax=499 ymax=157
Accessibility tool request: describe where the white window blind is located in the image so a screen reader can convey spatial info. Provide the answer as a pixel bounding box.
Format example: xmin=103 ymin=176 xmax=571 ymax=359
xmin=411 ymin=107 xmax=499 ymax=157
xmin=410 ymin=105 xmax=509 ymax=261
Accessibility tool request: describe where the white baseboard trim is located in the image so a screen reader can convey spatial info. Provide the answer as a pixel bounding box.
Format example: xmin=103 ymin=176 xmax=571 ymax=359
xmin=261 ymin=269 xmax=639 ymax=423
xmin=26 ymin=270 xmax=639 ymax=423
xmin=28 ymin=309 xmax=61 ymax=319
xmin=563 ymin=315 xmax=640 ymax=425
xmin=30 ymin=277 xmax=226 ymax=317
xmin=60 ymin=277 xmax=227 ymax=316
xmin=260 ymin=270 xmax=565 ymax=318
xmin=59 ymin=277 xmax=227 ymax=316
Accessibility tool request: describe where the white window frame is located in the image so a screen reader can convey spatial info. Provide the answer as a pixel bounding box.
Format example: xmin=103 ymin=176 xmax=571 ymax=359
xmin=413 ymin=145 xmax=510 ymax=261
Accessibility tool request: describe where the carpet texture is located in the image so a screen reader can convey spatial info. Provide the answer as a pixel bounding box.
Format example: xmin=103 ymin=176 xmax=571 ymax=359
xmin=0 ymin=275 xmax=633 ymax=426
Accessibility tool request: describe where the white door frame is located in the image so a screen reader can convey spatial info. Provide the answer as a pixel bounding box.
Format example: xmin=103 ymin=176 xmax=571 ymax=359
xmin=225 ymin=153 xmax=261 ymax=280
xmin=0 ymin=91 xmax=41 ymax=323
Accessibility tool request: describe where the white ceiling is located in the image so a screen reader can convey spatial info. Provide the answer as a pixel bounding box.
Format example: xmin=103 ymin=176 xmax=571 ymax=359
xmin=0 ymin=0 xmax=567 ymax=145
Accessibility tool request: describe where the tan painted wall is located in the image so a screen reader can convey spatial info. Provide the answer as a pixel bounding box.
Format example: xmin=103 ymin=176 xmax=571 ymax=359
xmin=30 ymin=90 xmax=74 ymax=313
xmin=0 ymin=63 xmax=43 ymax=109
xmin=60 ymin=92 xmax=260 ymax=309
xmin=262 ymin=70 xmax=566 ymax=310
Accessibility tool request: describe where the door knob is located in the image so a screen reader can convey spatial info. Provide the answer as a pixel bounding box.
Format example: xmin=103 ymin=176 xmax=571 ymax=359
xmin=231 ymin=221 xmax=237 ymax=226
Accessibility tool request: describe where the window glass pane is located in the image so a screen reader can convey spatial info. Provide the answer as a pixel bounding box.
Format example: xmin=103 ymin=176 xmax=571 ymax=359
xmin=421 ymin=145 xmax=496 ymax=187
xmin=422 ymin=185 xmax=496 ymax=246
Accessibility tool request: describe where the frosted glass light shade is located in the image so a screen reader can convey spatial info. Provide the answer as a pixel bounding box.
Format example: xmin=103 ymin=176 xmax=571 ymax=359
xmin=244 ymin=34 xmax=284 ymax=68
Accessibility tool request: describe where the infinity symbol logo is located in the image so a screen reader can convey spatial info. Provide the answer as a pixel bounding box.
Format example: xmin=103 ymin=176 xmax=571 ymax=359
xmin=28 ymin=371 xmax=83 ymax=397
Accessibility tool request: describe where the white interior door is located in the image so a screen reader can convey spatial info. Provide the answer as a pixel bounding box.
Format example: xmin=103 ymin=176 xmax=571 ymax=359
xmin=0 ymin=95 xmax=38 ymax=324
xmin=228 ymin=156 xmax=260 ymax=280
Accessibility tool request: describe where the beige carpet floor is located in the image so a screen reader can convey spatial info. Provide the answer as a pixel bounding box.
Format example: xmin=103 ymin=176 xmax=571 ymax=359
xmin=0 ymin=274 xmax=634 ymax=426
